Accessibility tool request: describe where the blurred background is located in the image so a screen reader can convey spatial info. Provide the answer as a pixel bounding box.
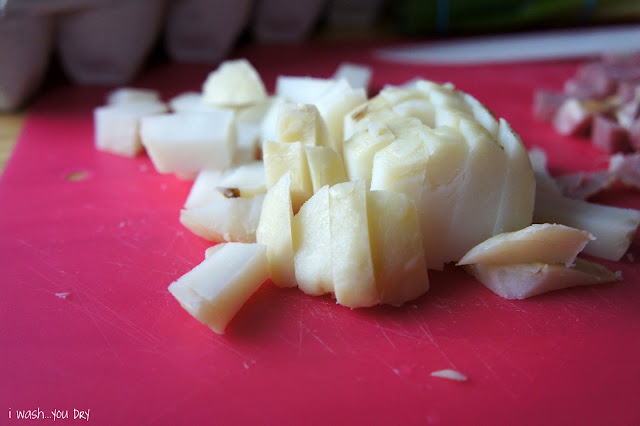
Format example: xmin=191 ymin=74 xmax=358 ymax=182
xmin=1 ymin=0 xmax=640 ymax=112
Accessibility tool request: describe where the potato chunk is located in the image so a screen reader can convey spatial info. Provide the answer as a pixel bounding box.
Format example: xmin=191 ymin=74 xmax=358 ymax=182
xmin=256 ymin=173 xmax=297 ymax=288
xmin=168 ymin=242 xmax=269 ymax=334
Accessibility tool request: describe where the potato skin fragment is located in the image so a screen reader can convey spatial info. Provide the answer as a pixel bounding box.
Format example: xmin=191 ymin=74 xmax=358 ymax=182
xmin=219 ymin=187 xmax=241 ymax=198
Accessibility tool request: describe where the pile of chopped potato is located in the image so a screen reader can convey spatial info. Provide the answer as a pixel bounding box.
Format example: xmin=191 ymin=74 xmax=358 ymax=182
xmin=94 ymin=59 xmax=640 ymax=334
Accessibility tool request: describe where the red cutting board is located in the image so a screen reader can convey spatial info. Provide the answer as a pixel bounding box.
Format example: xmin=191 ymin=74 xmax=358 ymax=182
xmin=2 ymin=43 xmax=640 ymax=425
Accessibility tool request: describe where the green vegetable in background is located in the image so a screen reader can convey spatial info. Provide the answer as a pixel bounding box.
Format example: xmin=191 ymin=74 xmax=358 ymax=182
xmin=394 ymin=0 xmax=640 ymax=35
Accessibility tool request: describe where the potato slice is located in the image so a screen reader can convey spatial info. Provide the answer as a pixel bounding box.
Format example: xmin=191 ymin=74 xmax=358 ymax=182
xmin=330 ymin=180 xmax=377 ymax=307
xmin=217 ymin=161 xmax=266 ymax=198
xmin=342 ymin=122 xmax=396 ymax=188
xmin=262 ymin=141 xmax=313 ymax=211
xmin=314 ymin=79 xmax=367 ymax=154
xmin=304 ymin=146 xmax=347 ymax=192
xmin=235 ymin=100 xmax=271 ymax=164
xmin=204 ymin=243 xmax=227 ymax=259
xmin=446 ymin=118 xmax=508 ymax=261
xmin=275 ymin=76 xmax=334 ymax=104
xmin=534 ymin=191 xmax=640 ymax=261
xmin=184 ymin=169 xmax=226 ymax=209
xmin=493 ymin=119 xmax=535 ymax=235
xmin=528 ymin=148 xmax=563 ymax=195
xmin=256 ymin=173 xmax=297 ymax=288
xmin=419 ymin=126 xmax=469 ymax=270
xmin=370 ymin=137 xmax=430 ymax=204
xmin=367 ymin=190 xmax=429 ymax=306
xmin=378 ymin=85 xmax=426 ymax=105
xmin=180 ymin=194 xmax=264 ymax=243
xmin=531 ymin=148 xmax=640 ymax=261
xmin=386 ymin=116 xmax=426 ymax=141
xmin=344 ymin=105 xmax=401 ymax=142
xmin=415 ymin=80 xmax=469 ymax=111
xmin=434 ymin=105 xmax=474 ymax=129
xmin=168 ymin=242 xmax=269 ymax=334
xmin=276 ymin=102 xmax=332 ymax=147
xmin=464 ymin=258 xmax=621 ymax=300
xmin=140 ymin=111 xmax=235 ymax=176
xmin=457 ymin=223 xmax=594 ymax=267
xmin=392 ymin=98 xmax=435 ymax=127
xmin=462 ymin=92 xmax=499 ymax=136
xmin=260 ymin=96 xmax=288 ymax=143
xmin=333 ymin=63 xmax=372 ymax=90
xmin=292 ymin=185 xmax=333 ymax=296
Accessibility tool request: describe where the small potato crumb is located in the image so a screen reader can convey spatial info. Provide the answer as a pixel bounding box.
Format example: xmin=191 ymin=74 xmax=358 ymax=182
xmin=430 ymin=369 xmax=468 ymax=382
xmin=55 ymin=292 xmax=70 ymax=299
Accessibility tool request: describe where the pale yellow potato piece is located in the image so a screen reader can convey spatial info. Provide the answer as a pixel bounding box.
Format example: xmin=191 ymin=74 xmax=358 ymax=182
xmin=370 ymin=137 xmax=430 ymax=204
xmin=168 ymin=92 xmax=209 ymax=113
xmin=202 ymin=59 xmax=267 ymax=107
xmin=457 ymin=223 xmax=594 ymax=267
xmin=342 ymin=121 xmax=396 ymax=188
xmin=204 ymin=243 xmax=227 ymax=259
xmin=275 ymin=76 xmax=334 ymax=104
xmin=180 ymin=194 xmax=264 ymax=243
xmin=392 ymin=98 xmax=435 ymax=127
xmin=168 ymin=242 xmax=269 ymax=334
xmin=140 ymin=111 xmax=236 ymax=175
xmin=256 ymin=173 xmax=297 ymax=288
xmin=464 ymin=258 xmax=621 ymax=300
xmin=292 ymin=185 xmax=333 ymax=296
xmin=329 ymin=180 xmax=377 ymax=307
xmin=262 ymin=141 xmax=313 ymax=211
xmin=377 ymin=86 xmax=426 ymax=105
xmin=446 ymin=117 xmax=508 ymax=261
xmin=462 ymin=92 xmax=499 ymax=136
xmin=434 ymin=106 xmax=474 ymax=129
xmin=107 ymin=88 xmax=160 ymax=105
xmin=493 ymin=119 xmax=535 ymax=235
xmin=418 ymin=126 xmax=469 ymax=270
xmin=415 ymin=80 xmax=469 ymax=111
xmin=534 ymin=191 xmax=640 ymax=261
xmin=315 ymin=79 xmax=367 ymax=154
xmin=234 ymin=100 xmax=272 ymax=165
xmin=386 ymin=116 xmax=426 ymax=141
xmin=343 ymin=101 xmax=401 ymax=141
xmin=217 ymin=161 xmax=266 ymax=198
xmin=367 ymin=190 xmax=429 ymax=306
xmin=184 ymin=169 xmax=227 ymax=209
xmin=528 ymin=148 xmax=563 ymax=195
xmin=304 ymin=146 xmax=347 ymax=192
xmin=260 ymin=96 xmax=288 ymax=143
xmin=276 ymin=102 xmax=332 ymax=147
xmin=333 ymin=63 xmax=371 ymax=89
xmin=94 ymin=101 xmax=167 ymax=157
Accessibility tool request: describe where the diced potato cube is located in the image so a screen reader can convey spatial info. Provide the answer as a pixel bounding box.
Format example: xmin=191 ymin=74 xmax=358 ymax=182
xmin=180 ymin=194 xmax=264 ymax=243
xmin=202 ymin=59 xmax=267 ymax=107
xmin=256 ymin=173 xmax=297 ymax=288
xmin=140 ymin=110 xmax=235 ymax=176
xmin=168 ymin=242 xmax=269 ymax=334
xmin=94 ymin=101 xmax=167 ymax=157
